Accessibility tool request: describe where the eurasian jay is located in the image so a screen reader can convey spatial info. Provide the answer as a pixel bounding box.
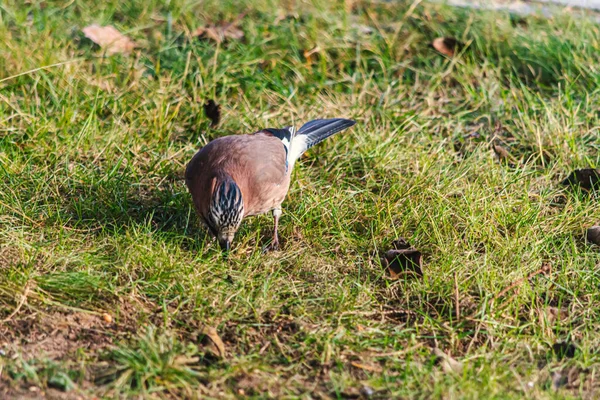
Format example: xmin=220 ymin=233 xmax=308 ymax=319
xmin=185 ymin=118 xmax=356 ymax=251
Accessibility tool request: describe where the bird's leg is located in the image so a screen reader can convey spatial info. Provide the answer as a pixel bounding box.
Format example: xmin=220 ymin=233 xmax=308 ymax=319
xmin=264 ymin=208 xmax=282 ymax=252
xmin=272 ymin=208 xmax=282 ymax=250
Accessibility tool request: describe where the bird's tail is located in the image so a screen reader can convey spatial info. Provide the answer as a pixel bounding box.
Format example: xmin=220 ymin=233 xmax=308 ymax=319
xmin=288 ymin=118 xmax=356 ymax=165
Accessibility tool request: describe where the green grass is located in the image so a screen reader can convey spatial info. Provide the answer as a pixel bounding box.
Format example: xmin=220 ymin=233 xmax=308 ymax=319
xmin=0 ymin=0 xmax=599 ymax=398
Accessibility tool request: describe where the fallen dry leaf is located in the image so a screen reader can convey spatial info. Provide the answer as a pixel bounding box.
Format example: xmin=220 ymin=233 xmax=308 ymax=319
xmin=195 ymin=26 xmax=243 ymax=43
xmin=173 ymin=354 xmax=200 ymax=366
xmin=381 ymin=238 xmax=423 ymax=279
xmin=587 ymin=226 xmax=600 ymax=245
xmin=551 ymin=341 xmax=577 ymax=360
xmin=491 ymin=142 xmax=512 ymax=163
xmin=82 ymin=24 xmax=135 ymax=55
xmin=193 ymin=13 xmax=246 ymax=44
xmin=562 ymin=169 xmax=600 ymax=190
xmin=432 ymin=37 xmax=462 ymax=57
xmin=433 ymin=348 xmax=463 ymax=374
xmin=204 ymin=99 xmax=221 ymax=127
xmin=199 ymin=326 xmax=226 ymax=358
xmin=303 ymin=46 xmax=321 ymax=65
xmin=391 ymin=237 xmax=412 ymax=250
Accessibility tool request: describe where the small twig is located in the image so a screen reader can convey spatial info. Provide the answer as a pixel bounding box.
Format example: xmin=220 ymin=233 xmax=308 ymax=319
xmin=0 ymin=59 xmax=83 ymax=84
xmin=258 ymin=341 xmax=271 ymax=355
xmin=454 ymin=272 xmax=460 ymax=320
xmin=340 ymin=309 xmax=417 ymax=317
xmin=272 ymin=335 xmax=286 ymax=356
xmin=2 ymin=282 xmax=31 ymax=323
xmin=59 ymin=224 xmax=103 ymax=233
xmin=466 ymin=321 xmax=480 ymax=353
xmin=492 ymin=263 xmax=552 ymax=304
xmin=351 ymin=361 xmax=383 ymax=373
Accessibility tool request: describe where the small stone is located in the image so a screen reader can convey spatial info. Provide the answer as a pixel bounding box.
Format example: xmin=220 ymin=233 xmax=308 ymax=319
xmin=552 ymin=371 xmax=567 ymax=391
xmin=102 ymin=313 xmax=113 ymax=324
xmin=360 ymin=385 xmax=375 ymax=397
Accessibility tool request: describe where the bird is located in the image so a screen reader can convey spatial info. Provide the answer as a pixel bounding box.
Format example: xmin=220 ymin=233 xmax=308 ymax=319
xmin=185 ymin=118 xmax=356 ymax=251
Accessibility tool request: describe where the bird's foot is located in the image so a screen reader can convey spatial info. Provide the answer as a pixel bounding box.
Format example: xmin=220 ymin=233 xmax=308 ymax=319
xmin=262 ymin=240 xmax=280 ymax=253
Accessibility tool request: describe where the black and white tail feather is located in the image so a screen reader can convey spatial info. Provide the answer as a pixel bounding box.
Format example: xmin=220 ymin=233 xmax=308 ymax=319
xmin=264 ymin=118 xmax=356 ymax=172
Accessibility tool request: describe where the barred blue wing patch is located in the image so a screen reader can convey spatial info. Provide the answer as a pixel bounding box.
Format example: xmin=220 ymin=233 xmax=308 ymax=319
xmin=263 ymin=127 xmax=295 ymax=172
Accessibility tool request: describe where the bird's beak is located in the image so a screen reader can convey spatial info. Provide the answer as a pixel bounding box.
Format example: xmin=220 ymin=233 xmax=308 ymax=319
xmin=219 ymin=239 xmax=231 ymax=252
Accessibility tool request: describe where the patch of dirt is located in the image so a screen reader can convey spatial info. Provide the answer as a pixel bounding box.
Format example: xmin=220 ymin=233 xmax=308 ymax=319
xmin=536 ymin=365 xmax=600 ymax=396
xmin=0 ymin=379 xmax=88 ymax=400
xmin=0 ymin=301 xmax=148 ymax=397
xmin=229 ymin=368 xmax=326 ymax=399
xmin=221 ymin=311 xmax=303 ymax=356
xmin=0 ymin=311 xmax=116 ymax=361
xmin=112 ymin=297 xmax=148 ymax=334
xmin=231 ymin=371 xmax=279 ymax=397
xmin=341 ymin=306 xmax=420 ymax=326
xmin=0 ymin=298 xmax=146 ymax=362
xmin=259 ymin=310 xmax=301 ymax=335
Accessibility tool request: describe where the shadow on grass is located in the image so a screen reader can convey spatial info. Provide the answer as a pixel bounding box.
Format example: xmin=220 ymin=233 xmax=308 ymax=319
xmin=46 ymin=165 xmax=211 ymax=250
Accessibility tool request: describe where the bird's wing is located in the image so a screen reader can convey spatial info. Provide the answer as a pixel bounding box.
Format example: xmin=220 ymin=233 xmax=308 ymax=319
xmin=262 ymin=126 xmax=295 ymax=172
xmin=288 ymin=118 xmax=356 ymax=167
xmin=228 ymin=134 xmax=289 ymax=215
xmin=261 ymin=118 xmax=356 ymax=171
xmin=240 ymin=133 xmax=288 ymax=181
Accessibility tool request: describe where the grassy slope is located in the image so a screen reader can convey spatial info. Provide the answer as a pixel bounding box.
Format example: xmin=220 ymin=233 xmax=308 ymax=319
xmin=0 ymin=0 xmax=599 ymax=398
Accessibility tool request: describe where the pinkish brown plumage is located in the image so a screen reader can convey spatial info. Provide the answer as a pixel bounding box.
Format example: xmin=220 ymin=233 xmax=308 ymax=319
xmin=185 ymin=118 xmax=356 ymax=251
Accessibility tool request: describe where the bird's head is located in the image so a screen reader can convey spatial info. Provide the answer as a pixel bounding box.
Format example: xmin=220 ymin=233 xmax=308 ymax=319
xmin=206 ymin=177 xmax=244 ymax=251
